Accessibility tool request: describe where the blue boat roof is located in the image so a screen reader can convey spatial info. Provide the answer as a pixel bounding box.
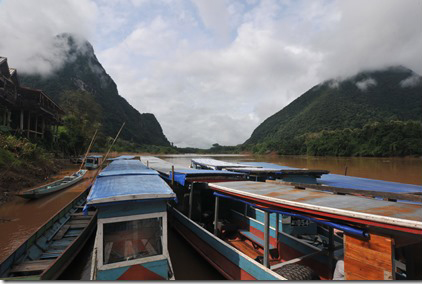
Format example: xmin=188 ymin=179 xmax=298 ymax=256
xmin=87 ymin=175 xmax=175 ymax=205
xmin=319 ymin=174 xmax=422 ymax=194
xmin=87 ymin=159 xmax=175 ymax=205
xmin=107 ymin=155 xmax=136 ymax=161
xmin=240 ymin=162 xmax=294 ymax=170
xmin=87 ymin=155 xmax=103 ymax=158
xmin=99 ymin=160 xmax=158 ymax=177
xmin=242 ymin=162 xmax=422 ymax=194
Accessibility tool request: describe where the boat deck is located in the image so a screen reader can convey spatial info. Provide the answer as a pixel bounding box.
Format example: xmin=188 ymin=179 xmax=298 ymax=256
xmin=209 ymin=181 xmax=422 ymax=234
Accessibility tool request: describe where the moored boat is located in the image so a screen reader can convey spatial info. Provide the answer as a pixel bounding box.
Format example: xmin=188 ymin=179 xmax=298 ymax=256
xmin=0 ymin=186 xmax=97 ymax=280
xmin=143 ymin=156 xmax=422 ymax=280
xmin=17 ymin=169 xmax=88 ymax=200
xmin=87 ymin=159 xmax=176 ymax=280
xmin=191 ymin=158 xmax=329 ymax=183
xmin=84 ymin=155 xmax=103 ymax=170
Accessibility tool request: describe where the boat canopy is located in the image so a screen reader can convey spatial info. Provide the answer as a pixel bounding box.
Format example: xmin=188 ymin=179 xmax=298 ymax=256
xmin=208 ymin=181 xmax=422 ymax=234
xmin=107 ymin=155 xmax=136 ymax=161
xmin=87 ymin=155 xmax=103 ymax=158
xmin=241 ymin=161 xmax=422 ymax=194
xmin=191 ymin=158 xmax=256 ymax=169
xmin=99 ymin=159 xmax=157 ymax=177
xmin=87 ymin=160 xmax=175 ymax=205
xmin=140 ymin=156 xmax=245 ymax=186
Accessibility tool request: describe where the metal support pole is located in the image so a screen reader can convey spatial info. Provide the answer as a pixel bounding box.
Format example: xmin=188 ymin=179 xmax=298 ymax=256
xmin=275 ymin=213 xmax=280 ymax=243
xmin=147 ymin=160 xmax=149 ymax=168
xmin=244 ymin=204 xmax=248 ymax=217
xmin=214 ymin=196 xmax=219 ymax=236
xmin=264 ymin=211 xmax=270 ymax=268
xmin=171 ymin=165 xmax=175 ymax=186
xmin=328 ymin=227 xmax=334 ymax=276
xmin=188 ymin=184 xmax=194 ymax=219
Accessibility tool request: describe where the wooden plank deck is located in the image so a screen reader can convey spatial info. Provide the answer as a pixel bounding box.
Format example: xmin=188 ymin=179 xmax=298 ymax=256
xmin=10 ymin=259 xmax=53 ymax=273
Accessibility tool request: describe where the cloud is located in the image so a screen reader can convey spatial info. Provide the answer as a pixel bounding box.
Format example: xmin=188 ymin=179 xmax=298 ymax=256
xmin=400 ymin=74 xmax=421 ymax=88
xmin=0 ymin=0 xmax=97 ymax=75
xmin=2 ymin=0 xmax=421 ymax=148
xmin=356 ymin=78 xmax=377 ymax=91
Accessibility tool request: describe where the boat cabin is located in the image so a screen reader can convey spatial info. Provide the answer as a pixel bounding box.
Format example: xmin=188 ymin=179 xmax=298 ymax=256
xmin=85 ymin=155 xmax=103 ymax=170
xmin=86 ymin=159 xmax=176 ymax=280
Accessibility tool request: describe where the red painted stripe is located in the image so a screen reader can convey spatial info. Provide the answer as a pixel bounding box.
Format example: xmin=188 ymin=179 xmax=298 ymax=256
xmin=211 ymin=188 xmax=422 ymax=235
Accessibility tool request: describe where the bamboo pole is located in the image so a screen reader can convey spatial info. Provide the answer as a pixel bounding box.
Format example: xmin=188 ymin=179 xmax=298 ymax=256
xmin=79 ymin=129 xmax=98 ymax=171
xmin=92 ymin=122 xmax=125 ymax=182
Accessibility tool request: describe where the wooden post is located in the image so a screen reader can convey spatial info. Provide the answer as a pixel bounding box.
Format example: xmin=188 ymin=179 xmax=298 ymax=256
xmin=171 ymin=165 xmax=175 ymax=186
xmin=147 ymin=160 xmax=149 ymax=168
xmin=20 ymin=110 xmax=24 ymax=130
xmin=214 ymin=196 xmax=219 ymax=236
xmin=27 ymin=112 xmax=30 ymax=138
xmin=344 ymin=166 xmax=348 ymax=176
xmin=7 ymin=110 xmax=11 ymax=127
xmin=42 ymin=117 xmax=45 ymax=138
xmin=264 ymin=211 xmax=270 ymax=268
xmin=35 ymin=115 xmax=38 ymax=137
xmin=188 ymin=184 xmax=194 ymax=219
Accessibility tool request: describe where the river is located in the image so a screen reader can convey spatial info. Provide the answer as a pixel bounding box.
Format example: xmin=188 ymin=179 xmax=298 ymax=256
xmin=0 ymin=155 xmax=420 ymax=279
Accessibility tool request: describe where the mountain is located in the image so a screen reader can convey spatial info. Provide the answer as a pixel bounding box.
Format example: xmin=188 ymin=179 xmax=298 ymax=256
xmin=244 ymin=66 xmax=422 ymax=155
xmin=19 ymin=34 xmax=170 ymax=146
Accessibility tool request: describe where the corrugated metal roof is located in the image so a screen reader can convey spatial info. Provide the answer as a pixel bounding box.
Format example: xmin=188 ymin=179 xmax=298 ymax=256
xmin=209 ymin=181 xmax=422 ymax=232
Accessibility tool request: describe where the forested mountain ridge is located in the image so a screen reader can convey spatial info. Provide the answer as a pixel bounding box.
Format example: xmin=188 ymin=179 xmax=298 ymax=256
xmin=244 ymin=66 xmax=422 ymax=156
xmin=20 ymin=34 xmax=170 ymax=147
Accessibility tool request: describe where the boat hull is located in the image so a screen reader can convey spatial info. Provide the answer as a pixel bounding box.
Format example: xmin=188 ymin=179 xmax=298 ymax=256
xmin=0 ymin=186 xmax=97 ymax=280
xmin=17 ymin=170 xmax=88 ymax=200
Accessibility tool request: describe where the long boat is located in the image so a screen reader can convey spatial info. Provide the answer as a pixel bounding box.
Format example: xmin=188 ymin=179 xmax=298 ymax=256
xmin=0 ymin=186 xmax=97 ymax=280
xmin=86 ymin=159 xmax=176 ymax=280
xmin=17 ymin=169 xmax=88 ymax=200
xmin=142 ymin=156 xmax=422 ymax=280
xmin=191 ymin=158 xmax=329 ymax=183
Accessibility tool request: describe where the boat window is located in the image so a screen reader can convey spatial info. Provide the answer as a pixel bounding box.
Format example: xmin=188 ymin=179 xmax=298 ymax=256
xmin=86 ymin=158 xmax=94 ymax=164
xmin=103 ymin=217 xmax=163 ymax=265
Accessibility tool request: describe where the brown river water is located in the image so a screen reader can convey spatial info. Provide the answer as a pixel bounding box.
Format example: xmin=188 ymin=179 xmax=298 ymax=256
xmin=0 ymin=155 xmax=420 ymax=279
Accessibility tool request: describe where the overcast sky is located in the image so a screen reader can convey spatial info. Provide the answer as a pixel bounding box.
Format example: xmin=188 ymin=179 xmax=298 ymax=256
xmin=1 ymin=0 xmax=421 ymax=148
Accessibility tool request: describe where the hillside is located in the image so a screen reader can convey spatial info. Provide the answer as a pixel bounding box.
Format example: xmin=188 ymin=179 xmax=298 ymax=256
xmin=244 ymin=66 xmax=422 ymax=156
xmin=19 ymin=34 xmax=170 ymax=147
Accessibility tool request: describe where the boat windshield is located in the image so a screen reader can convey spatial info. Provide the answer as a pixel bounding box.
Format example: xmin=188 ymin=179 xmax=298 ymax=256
xmin=103 ymin=217 xmax=163 ymax=265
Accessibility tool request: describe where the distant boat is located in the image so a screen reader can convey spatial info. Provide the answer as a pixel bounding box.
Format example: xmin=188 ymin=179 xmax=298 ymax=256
xmin=17 ymin=169 xmax=88 ymax=200
xmin=84 ymin=155 xmax=103 ymax=170
xmin=0 ymin=186 xmax=97 ymax=280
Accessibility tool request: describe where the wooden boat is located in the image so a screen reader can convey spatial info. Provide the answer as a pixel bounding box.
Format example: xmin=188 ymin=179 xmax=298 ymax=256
xmin=87 ymin=159 xmax=176 ymax=280
xmin=143 ymin=156 xmax=422 ymax=280
xmin=191 ymin=158 xmax=329 ymax=183
xmin=0 ymin=186 xmax=97 ymax=280
xmin=17 ymin=169 xmax=88 ymax=200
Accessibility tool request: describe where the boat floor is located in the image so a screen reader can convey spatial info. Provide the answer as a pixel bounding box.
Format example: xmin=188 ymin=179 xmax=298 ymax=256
xmin=7 ymin=208 xmax=95 ymax=277
xmin=226 ymin=237 xmax=281 ymax=266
